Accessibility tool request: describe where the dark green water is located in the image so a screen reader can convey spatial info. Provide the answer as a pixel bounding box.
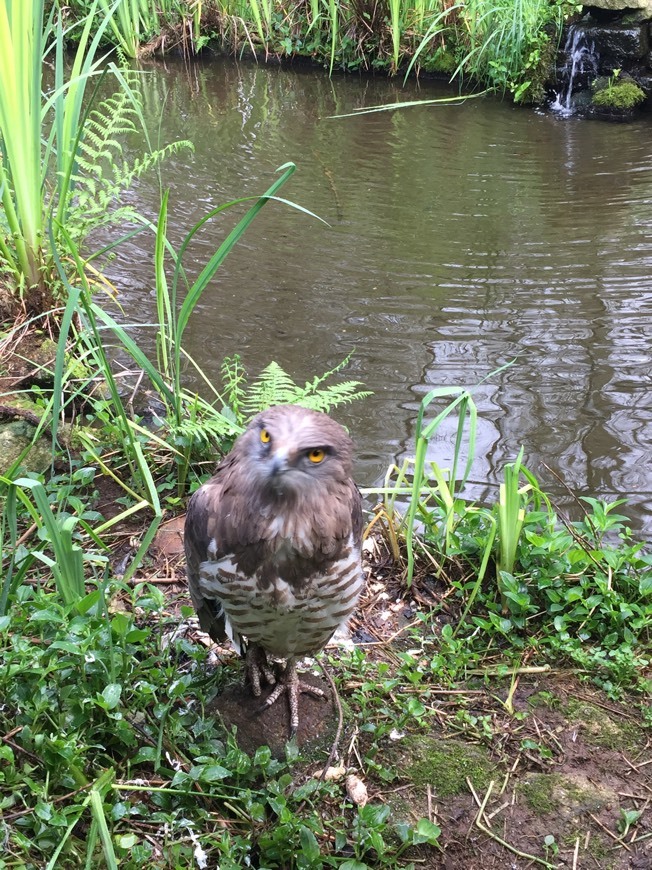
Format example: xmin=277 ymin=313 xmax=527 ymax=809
xmin=108 ymin=56 xmax=652 ymax=533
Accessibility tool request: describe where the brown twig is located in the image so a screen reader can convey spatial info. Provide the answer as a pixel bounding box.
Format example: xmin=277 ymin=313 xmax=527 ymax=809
xmin=318 ymin=659 xmax=344 ymax=781
xmin=588 ymin=813 xmax=631 ymax=851
xmin=472 ymin=780 xmax=557 ymax=868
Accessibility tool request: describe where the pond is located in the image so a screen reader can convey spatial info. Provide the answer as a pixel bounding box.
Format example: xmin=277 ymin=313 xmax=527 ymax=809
xmin=106 ymin=55 xmax=652 ymax=535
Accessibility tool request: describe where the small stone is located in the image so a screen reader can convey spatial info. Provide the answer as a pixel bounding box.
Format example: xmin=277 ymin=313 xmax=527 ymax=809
xmin=346 ymin=774 xmax=368 ymax=806
xmin=320 ymin=764 xmax=346 ymax=781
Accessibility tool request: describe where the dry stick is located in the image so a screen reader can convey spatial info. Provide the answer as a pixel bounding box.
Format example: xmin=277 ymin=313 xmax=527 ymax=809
xmin=588 ymin=813 xmax=631 ymax=851
xmin=572 ymin=836 xmax=580 ymax=870
xmin=473 ymin=781 xmax=557 ymax=869
xmin=542 ymin=462 xmax=602 ymax=545
xmin=466 ymin=777 xmax=492 ymax=829
xmin=486 ymin=801 xmax=510 ymax=821
xmin=2 ymin=736 xmax=42 ymax=765
xmin=629 ymin=832 xmax=652 ymax=843
xmin=1 ymin=782 xmax=94 ymax=822
xmin=1 ymin=726 xmax=22 ymax=741
xmin=318 ymin=660 xmax=344 ymax=781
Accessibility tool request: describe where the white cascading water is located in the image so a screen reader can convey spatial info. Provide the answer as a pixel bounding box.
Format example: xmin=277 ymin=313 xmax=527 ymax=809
xmin=551 ymin=25 xmax=599 ymax=114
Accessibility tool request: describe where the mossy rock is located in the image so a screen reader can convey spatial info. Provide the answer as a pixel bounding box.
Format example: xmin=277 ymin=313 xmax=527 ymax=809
xmin=591 ymin=79 xmax=645 ymax=109
xmin=391 ymin=735 xmax=494 ymax=797
xmin=0 ymin=418 xmax=51 ymax=473
xmin=521 ymin=772 xmax=615 ymax=819
xmin=564 ymin=700 xmax=642 ymax=752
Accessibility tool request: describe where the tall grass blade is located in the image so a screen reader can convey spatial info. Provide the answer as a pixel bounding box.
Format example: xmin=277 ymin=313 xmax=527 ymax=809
xmin=14 ymin=477 xmax=86 ymax=606
xmin=496 ymin=445 xmax=526 ymax=578
xmin=89 ymin=785 xmax=119 ymax=869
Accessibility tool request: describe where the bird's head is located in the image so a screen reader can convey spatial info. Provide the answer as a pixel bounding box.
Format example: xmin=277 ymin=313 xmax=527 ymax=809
xmin=237 ymin=404 xmax=355 ymax=499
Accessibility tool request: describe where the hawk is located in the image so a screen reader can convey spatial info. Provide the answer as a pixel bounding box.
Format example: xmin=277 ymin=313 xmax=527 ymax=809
xmin=184 ymin=404 xmax=364 ymax=736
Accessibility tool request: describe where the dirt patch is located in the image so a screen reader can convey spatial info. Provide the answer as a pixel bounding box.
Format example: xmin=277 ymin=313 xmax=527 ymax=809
xmin=365 ymin=677 xmax=652 ymax=868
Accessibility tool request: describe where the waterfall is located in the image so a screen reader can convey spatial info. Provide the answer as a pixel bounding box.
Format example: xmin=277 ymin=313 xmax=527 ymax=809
xmin=551 ymin=25 xmax=600 ymax=115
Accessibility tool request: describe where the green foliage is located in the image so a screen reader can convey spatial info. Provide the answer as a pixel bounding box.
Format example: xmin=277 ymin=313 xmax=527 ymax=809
xmin=67 ymin=70 xmax=192 ymax=245
xmin=229 ymin=354 xmax=372 ymax=422
xmin=60 ymin=0 xmax=571 ymax=98
xmin=0 ymin=0 xmax=188 ymax=310
xmin=0 ymin=583 xmax=438 ymax=866
xmin=98 ymin=0 xmax=159 ymax=57
xmin=368 ymin=380 xmax=651 ymax=697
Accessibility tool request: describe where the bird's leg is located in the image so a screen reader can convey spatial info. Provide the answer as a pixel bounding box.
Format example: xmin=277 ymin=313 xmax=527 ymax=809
xmin=262 ymin=657 xmax=327 ymax=738
xmin=245 ymin=643 xmax=276 ymax=696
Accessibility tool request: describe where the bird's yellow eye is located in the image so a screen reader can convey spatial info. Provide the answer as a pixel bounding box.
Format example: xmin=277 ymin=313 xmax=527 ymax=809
xmin=260 ymin=428 xmax=271 ymax=444
xmin=308 ymin=449 xmax=325 ymax=463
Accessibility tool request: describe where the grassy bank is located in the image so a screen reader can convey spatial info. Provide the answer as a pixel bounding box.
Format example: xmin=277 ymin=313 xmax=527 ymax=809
xmin=63 ymin=0 xmax=575 ymax=102
xmin=1 ymin=351 xmax=651 ymax=865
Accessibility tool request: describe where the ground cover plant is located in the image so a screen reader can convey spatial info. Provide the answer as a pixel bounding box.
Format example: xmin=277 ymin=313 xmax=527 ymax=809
xmin=0 ymin=2 xmax=650 ymax=864
xmin=61 ymin=0 xmax=578 ymax=102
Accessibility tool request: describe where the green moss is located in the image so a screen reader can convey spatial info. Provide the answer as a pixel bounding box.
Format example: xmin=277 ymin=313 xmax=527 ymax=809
xmin=564 ymin=700 xmax=642 ymax=751
xmin=521 ymin=772 xmax=612 ymax=817
xmin=420 ymin=47 xmax=458 ymax=75
xmin=562 ymin=829 xmax=616 ymax=867
xmin=527 ymin=690 xmax=561 ymax=711
xmin=521 ymin=773 xmax=561 ymax=814
xmin=591 ymin=80 xmax=645 ymax=110
xmin=395 ymin=736 xmax=493 ymax=797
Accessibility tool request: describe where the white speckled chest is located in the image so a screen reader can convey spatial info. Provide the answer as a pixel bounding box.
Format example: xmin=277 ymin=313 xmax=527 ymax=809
xmin=197 ymin=533 xmax=363 ymax=658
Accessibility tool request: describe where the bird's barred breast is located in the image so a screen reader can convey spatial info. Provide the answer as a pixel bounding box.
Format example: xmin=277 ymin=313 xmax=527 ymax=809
xmin=197 ymin=537 xmax=364 ymax=659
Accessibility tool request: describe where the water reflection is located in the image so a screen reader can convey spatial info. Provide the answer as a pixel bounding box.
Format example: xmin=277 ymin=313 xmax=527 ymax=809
xmin=104 ymin=56 xmax=652 ymax=534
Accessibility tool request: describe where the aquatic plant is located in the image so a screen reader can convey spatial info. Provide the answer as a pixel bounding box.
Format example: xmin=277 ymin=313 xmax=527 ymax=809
xmin=0 ymin=1 xmax=108 ymax=309
xmin=59 ymin=0 xmax=571 ymax=95
xmin=98 ymin=0 xmax=158 ymax=57
xmin=0 ymin=0 xmax=188 ymax=314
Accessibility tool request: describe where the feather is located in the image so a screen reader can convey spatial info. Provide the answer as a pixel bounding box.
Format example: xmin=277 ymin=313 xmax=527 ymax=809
xmin=184 ymin=404 xmax=364 ymax=729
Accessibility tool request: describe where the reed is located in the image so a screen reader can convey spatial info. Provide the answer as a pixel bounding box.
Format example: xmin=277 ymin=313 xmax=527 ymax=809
xmin=63 ymin=0 xmax=568 ymax=97
xmin=0 ymin=1 xmax=119 ymax=307
xmin=98 ymin=0 xmax=159 ymax=57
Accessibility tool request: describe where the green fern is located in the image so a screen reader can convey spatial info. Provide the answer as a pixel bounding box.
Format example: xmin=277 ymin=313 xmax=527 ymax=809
xmin=221 ymin=354 xmax=247 ymax=423
xmin=65 ymin=69 xmax=192 ymax=244
xmin=227 ymin=353 xmax=371 ymax=422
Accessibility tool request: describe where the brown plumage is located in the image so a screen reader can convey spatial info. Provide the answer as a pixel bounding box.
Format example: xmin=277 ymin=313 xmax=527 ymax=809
xmin=184 ymin=404 xmax=364 ymax=735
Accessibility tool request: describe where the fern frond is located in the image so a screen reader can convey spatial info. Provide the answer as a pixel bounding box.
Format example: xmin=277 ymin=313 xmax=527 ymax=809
xmin=221 ymin=354 xmax=248 ymax=424
xmin=241 ymin=356 xmax=371 ymax=418
xmin=63 ymin=68 xmax=192 ymax=246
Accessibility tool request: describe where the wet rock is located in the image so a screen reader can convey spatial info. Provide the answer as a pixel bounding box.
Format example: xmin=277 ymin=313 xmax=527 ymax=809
xmin=0 ymin=418 xmax=51 ymax=473
xmin=581 ymin=23 xmax=649 ymax=72
xmin=588 ymin=0 xmax=652 ymax=18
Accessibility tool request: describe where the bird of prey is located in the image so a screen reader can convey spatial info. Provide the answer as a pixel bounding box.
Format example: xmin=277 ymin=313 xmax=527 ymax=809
xmin=184 ymin=404 xmax=364 ymax=736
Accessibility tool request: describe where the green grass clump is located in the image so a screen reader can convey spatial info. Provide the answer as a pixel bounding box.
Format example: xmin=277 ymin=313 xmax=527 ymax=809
xmin=592 ymin=80 xmax=646 ymax=109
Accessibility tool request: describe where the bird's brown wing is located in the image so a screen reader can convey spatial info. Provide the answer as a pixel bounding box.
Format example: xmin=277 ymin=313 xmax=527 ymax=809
xmin=184 ymin=475 xmax=229 ymax=644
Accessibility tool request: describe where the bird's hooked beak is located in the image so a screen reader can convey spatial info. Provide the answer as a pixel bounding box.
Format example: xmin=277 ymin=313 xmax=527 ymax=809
xmin=268 ymin=446 xmax=292 ymax=478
